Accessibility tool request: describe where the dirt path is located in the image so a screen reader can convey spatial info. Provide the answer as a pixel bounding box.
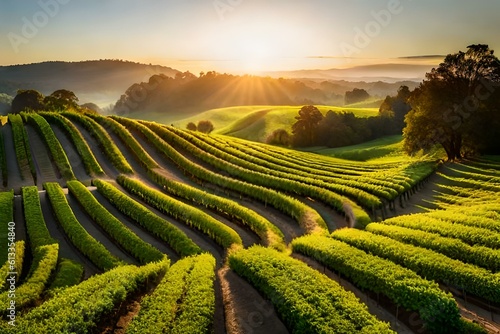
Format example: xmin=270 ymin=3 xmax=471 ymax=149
xmin=90 ymin=189 xmax=180 ymax=262
xmin=219 ymin=266 xmax=290 ymax=334
xmin=300 ymin=197 xmax=350 ymax=232
xmin=71 ymin=121 xmax=117 ymax=179
xmin=65 ymin=191 xmax=138 ymax=265
xmin=1 ymin=125 xmax=32 ymax=193
xmin=26 ymin=124 xmax=60 ymax=189
xmin=39 ymin=191 xmax=99 ymax=279
xmin=50 ymin=123 xmax=90 ymax=183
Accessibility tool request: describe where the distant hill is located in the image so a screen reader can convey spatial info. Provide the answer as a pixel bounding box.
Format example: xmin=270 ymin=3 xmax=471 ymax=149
xmin=264 ymin=63 xmax=436 ymax=82
xmin=0 ymin=60 xmax=180 ymax=107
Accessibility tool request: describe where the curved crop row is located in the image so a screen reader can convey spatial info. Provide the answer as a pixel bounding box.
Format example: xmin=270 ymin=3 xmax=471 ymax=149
xmin=47 ymin=257 xmax=84 ymax=294
xmin=41 ymin=112 xmax=104 ymax=176
xmin=161 ymin=126 xmax=381 ymax=210
xmin=44 ymin=182 xmax=123 ymax=271
xmin=0 ymin=241 xmax=24 ymax=291
xmin=24 ymin=113 xmax=75 ymax=180
xmin=62 ymin=112 xmax=133 ymax=173
xmin=5 ymin=259 xmax=168 ymax=334
xmin=91 ymin=115 xmax=159 ymax=169
xmin=0 ymin=190 xmax=14 ymax=264
xmin=331 ymin=228 xmax=500 ymax=303
xmin=93 ymin=179 xmax=202 ymax=257
xmin=22 ymin=186 xmax=57 ymax=250
xmin=228 ymin=245 xmax=395 ymax=334
xmin=366 ymin=223 xmax=500 ymax=272
xmin=423 ymin=210 xmax=500 ymax=233
xmin=382 ymin=214 xmax=500 ymax=249
xmin=115 ymin=117 xmax=326 ymax=234
xmin=0 ymin=243 xmax=58 ymax=314
xmin=291 ymin=234 xmax=462 ymax=333
xmin=127 ymin=253 xmax=215 ymax=334
xmin=117 ymin=175 xmax=243 ymax=249
xmin=185 ymin=130 xmax=395 ymax=201
xmin=67 ymin=180 xmax=164 ymax=264
xmin=8 ymin=114 xmax=35 ymax=182
xmin=149 ymin=170 xmax=286 ymax=251
xmin=0 ymin=131 xmax=7 ymax=187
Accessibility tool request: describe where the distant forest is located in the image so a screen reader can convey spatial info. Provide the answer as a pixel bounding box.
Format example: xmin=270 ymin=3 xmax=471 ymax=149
xmin=113 ymin=71 xmax=418 ymax=116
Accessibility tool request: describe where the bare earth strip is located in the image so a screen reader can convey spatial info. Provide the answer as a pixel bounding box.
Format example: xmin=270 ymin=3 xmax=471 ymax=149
xmin=25 ymin=124 xmax=60 ymax=188
xmin=39 ymin=191 xmax=99 ymax=279
xmin=50 ymin=123 xmax=90 ymax=183
xmin=90 ymin=189 xmax=180 ymax=262
xmin=65 ymin=191 xmax=138 ymax=265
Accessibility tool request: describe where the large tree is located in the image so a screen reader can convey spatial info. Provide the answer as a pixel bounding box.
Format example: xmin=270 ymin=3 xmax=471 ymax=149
xmin=292 ymin=105 xmax=324 ymax=146
xmin=11 ymin=89 xmax=45 ymax=113
xmin=403 ymin=44 xmax=500 ymax=160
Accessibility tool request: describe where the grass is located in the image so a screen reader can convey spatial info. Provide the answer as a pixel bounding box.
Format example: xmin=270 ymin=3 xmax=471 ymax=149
xmin=173 ymin=105 xmax=379 ymax=142
xmin=306 ymin=135 xmax=404 ymax=161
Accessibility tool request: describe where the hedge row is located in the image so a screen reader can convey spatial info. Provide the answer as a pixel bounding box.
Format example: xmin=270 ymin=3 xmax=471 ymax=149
xmin=93 ymin=179 xmax=202 ymax=257
xmin=382 ymin=214 xmax=500 ymax=249
xmin=10 ymin=259 xmax=168 ymax=334
xmin=229 ymin=245 xmax=395 ymax=334
xmin=62 ymin=112 xmax=133 ymax=173
xmin=41 ymin=112 xmax=104 ymax=176
xmin=332 ymin=228 xmax=500 ymax=303
xmin=44 ymin=182 xmax=123 ymax=271
xmin=127 ymin=253 xmax=215 ymax=333
xmin=47 ymin=257 xmax=84 ymax=294
xmin=117 ymin=175 xmax=242 ymax=249
xmin=22 ymin=186 xmax=57 ymax=250
xmin=154 ymin=125 xmax=372 ymax=226
xmin=0 ymin=190 xmax=14 ymax=264
xmin=149 ymin=170 xmax=286 ymax=251
xmin=117 ymin=117 xmax=325 ymax=234
xmin=0 ymin=131 xmax=7 ymax=187
xmin=8 ymin=114 xmax=35 ymax=182
xmin=92 ymin=115 xmax=159 ymax=169
xmin=66 ymin=180 xmax=164 ymax=264
xmin=0 ymin=243 xmax=59 ymax=314
xmin=291 ymin=235 xmax=462 ymax=333
xmin=25 ymin=113 xmax=75 ymax=180
xmin=0 ymin=241 xmax=25 ymax=291
xmin=187 ymin=130 xmax=395 ymax=201
xmin=366 ymin=223 xmax=500 ymax=272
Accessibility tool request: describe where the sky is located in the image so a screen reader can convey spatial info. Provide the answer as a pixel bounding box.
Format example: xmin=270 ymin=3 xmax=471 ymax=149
xmin=1 ymin=0 xmax=499 ymax=74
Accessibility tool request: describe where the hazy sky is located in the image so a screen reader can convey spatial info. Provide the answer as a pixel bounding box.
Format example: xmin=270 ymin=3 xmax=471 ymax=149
xmin=1 ymin=0 xmax=499 ymax=74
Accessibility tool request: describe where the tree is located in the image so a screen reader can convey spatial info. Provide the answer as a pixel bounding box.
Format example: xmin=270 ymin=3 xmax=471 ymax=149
xmin=11 ymin=90 xmax=45 ymax=113
xmin=292 ymin=105 xmax=324 ymax=147
xmin=345 ymin=88 xmax=370 ymax=105
xmin=266 ymin=129 xmax=290 ymax=146
xmin=404 ymin=45 xmax=500 ymax=160
xmin=197 ymin=120 xmax=214 ymax=134
xmin=44 ymin=89 xmax=79 ymax=111
xmin=186 ymin=122 xmax=197 ymax=131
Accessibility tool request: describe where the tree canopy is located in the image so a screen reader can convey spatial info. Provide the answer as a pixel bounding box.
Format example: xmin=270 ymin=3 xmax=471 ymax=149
xmin=292 ymin=105 xmax=324 ymax=146
xmin=403 ymin=44 xmax=500 ymax=160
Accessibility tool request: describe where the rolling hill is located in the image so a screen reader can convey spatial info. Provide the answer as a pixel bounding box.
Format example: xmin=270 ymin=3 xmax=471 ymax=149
xmin=0 ymin=111 xmax=497 ymax=333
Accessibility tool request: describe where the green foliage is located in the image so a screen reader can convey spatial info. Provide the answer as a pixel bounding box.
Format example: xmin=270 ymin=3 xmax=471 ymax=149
xmin=62 ymin=112 xmax=133 ymax=173
xmin=41 ymin=112 xmax=104 ymax=176
xmin=47 ymin=258 xmax=84 ymax=293
xmin=22 ymin=186 xmax=56 ymax=250
xmin=25 ymin=113 xmax=76 ymax=180
xmin=366 ymin=223 xmax=500 ymax=272
xmin=44 ymin=182 xmax=123 ymax=271
xmin=91 ymin=115 xmax=159 ymax=169
xmin=0 ymin=131 xmax=7 ymax=187
xmin=116 ymin=116 xmax=325 ymax=235
xmin=127 ymin=254 xmax=215 ymax=333
xmin=11 ymin=90 xmax=45 ymax=113
xmin=67 ymin=180 xmax=164 ymax=264
xmin=0 ymin=190 xmax=14 ymax=264
xmin=292 ymin=235 xmax=461 ymax=333
xmin=197 ymin=120 xmax=214 ymax=134
xmin=149 ymin=170 xmax=286 ymax=251
xmin=14 ymin=259 xmax=168 ymax=333
xmin=0 ymin=241 xmax=24 ymax=290
xmin=0 ymin=243 xmax=59 ymax=313
xmin=292 ymin=105 xmax=324 ymax=147
xmin=229 ymin=246 xmax=395 ymax=334
xmin=93 ymin=179 xmax=202 ymax=257
xmin=8 ymin=113 xmax=35 ymax=182
xmin=117 ymin=175 xmax=243 ymax=248
xmin=332 ymin=228 xmax=500 ymax=303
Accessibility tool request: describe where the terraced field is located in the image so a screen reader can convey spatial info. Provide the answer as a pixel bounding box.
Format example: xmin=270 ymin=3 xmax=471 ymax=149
xmin=0 ymin=111 xmax=498 ymax=333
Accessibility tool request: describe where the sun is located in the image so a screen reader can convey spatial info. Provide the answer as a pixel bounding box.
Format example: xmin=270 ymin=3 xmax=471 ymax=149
xmin=238 ymin=39 xmax=273 ymax=73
